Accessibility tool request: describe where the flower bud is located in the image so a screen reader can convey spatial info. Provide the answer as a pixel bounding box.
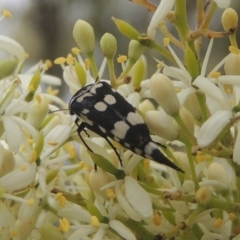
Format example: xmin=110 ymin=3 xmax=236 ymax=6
xmin=89 ymin=169 xmax=111 ymax=200
xmin=112 ymin=17 xmax=140 ymax=40
xmin=224 ymin=47 xmax=240 ymax=75
xmin=74 ymin=58 xmax=86 ymax=86
xmin=25 ymin=69 xmax=41 ymax=102
xmin=27 ymin=95 xmax=49 ymax=129
xmin=132 ymin=56 xmax=146 ymax=89
xmin=138 ymin=99 xmax=155 ymax=116
xmin=0 ymin=58 xmax=18 ymax=80
xmin=221 ymin=8 xmax=238 ymax=32
xmin=128 ymin=40 xmax=147 ymax=65
xmin=0 ymin=146 xmax=15 ymax=177
xmin=100 ymin=33 xmax=117 ymax=60
xmin=149 ymin=73 xmax=180 ymax=116
xmin=73 ymin=20 xmax=95 ymax=55
xmin=39 ymin=225 xmax=65 ymax=240
xmin=207 ymin=162 xmax=229 ymax=190
xmin=184 ymin=93 xmax=202 ymax=121
xmin=196 ymin=186 xmax=211 ymax=206
xmin=145 ymin=110 xmax=178 ymax=141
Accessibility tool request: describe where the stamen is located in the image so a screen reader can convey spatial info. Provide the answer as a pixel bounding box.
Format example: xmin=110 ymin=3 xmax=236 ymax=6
xmin=117 ymin=55 xmax=127 ymax=63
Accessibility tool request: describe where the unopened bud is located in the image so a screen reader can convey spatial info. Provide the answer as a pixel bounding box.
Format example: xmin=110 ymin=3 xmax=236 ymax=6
xmin=73 ymin=20 xmax=95 ymax=55
xmin=221 ymin=8 xmax=238 ymax=32
xmin=112 ymin=17 xmax=140 ymax=40
xmin=39 ymin=225 xmax=64 ymax=240
xmin=149 ymin=73 xmax=180 ymax=116
xmin=145 ymin=110 xmax=178 ymax=141
xmin=89 ymin=169 xmax=111 ymax=199
xmin=196 ymin=186 xmax=211 ymax=206
xmin=224 ymin=46 xmax=240 ymax=75
xmin=128 ymin=40 xmax=147 ymax=64
xmin=0 ymin=58 xmax=18 ymax=80
xmin=100 ymin=33 xmax=117 ymax=59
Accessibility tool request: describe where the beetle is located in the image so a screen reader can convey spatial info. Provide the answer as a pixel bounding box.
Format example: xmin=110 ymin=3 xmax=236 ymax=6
xmin=69 ymin=81 xmax=183 ymax=172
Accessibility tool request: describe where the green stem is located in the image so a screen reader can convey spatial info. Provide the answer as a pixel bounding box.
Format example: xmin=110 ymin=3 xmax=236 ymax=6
xmin=229 ymin=32 xmax=238 ymax=48
xmin=200 ymin=1 xmax=217 ymax=29
xmin=150 ymin=41 xmax=176 ymax=63
xmin=195 ymin=92 xmax=209 ymax=123
xmin=186 ymin=144 xmax=199 ymax=190
xmin=107 ymin=58 xmax=117 ymax=88
xmin=173 ymin=0 xmax=190 ymax=42
xmin=173 ymin=113 xmax=197 ymax=145
xmin=87 ymin=53 xmax=99 ymax=80
xmin=197 ymin=0 xmax=204 ymax=28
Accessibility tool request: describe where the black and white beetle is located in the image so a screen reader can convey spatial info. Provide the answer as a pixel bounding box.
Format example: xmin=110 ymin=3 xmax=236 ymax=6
xmin=69 ymin=81 xmax=183 ymax=172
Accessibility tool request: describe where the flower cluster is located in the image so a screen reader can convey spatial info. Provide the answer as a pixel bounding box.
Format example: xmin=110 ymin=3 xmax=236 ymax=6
xmin=1 ymin=1 xmax=240 ymax=240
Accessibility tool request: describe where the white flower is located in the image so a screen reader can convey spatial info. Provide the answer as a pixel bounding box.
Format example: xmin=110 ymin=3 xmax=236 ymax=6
xmin=147 ymin=0 xmax=175 ymax=39
xmin=214 ymin=0 xmax=231 ymax=9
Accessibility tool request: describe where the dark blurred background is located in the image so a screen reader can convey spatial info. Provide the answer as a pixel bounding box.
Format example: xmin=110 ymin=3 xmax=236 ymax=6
xmin=1 ymin=0 xmax=239 ymax=99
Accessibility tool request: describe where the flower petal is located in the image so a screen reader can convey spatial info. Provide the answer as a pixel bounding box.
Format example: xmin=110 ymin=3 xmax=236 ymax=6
xmin=125 ymin=176 xmax=153 ymax=218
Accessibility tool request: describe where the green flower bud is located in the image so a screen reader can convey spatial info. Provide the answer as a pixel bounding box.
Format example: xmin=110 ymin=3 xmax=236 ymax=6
xmin=149 ymin=73 xmax=180 ymax=116
xmin=39 ymin=225 xmax=64 ymax=240
xmin=73 ymin=20 xmax=95 ymax=55
xmin=221 ymin=8 xmax=238 ymax=32
xmin=112 ymin=17 xmax=140 ymax=40
xmin=74 ymin=58 xmax=86 ymax=86
xmin=100 ymin=33 xmax=117 ymax=60
xmin=224 ymin=46 xmax=240 ymax=75
xmin=184 ymin=43 xmax=200 ymax=80
xmin=132 ymin=56 xmax=146 ymax=89
xmin=196 ymin=186 xmax=211 ymax=206
xmin=0 ymin=146 xmax=15 ymax=177
xmin=0 ymin=58 xmax=18 ymax=80
xmin=128 ymin=40 xmax=147 ymax=65
xmin=25 ymin=70 xmax=41 ymax=102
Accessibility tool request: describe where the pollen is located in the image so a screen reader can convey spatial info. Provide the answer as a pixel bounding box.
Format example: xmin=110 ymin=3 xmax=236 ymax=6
xmin=196 ymin=152 xmax=210 ymax=162
xmin=72 ymin=47 xmax=81 ymax=55
xmin=20 ymin=165 xmax=27 ymax=171
xmin=54 ymin=57 xmax=66 ymax=65
xmin=67 ymin=54 xmax=74 ymax=65
xmin=48 ymin=141 xmax=58 ymax=146
xmin=35 ymin=94 xmax=42 ymax=103
xmin=91 ymin=216 xmax=100 ymax=228
xmin=29 ymin=150 xmax=37 ymax=163
xmin=67 ymin=144 xmax=77 ymax=158
xmin=163 ymin=38 xmax=170 ymax=47
xmin=28 ymin=84 xmax=35 ymax=91
xmin=209 ymin=72 xmax=221 ymax=78
xmin=229 ymin=46 xmax=240 ymax=54
xmin=28 ymin=198 xmax=35 ymax=206
xmin=45 ymin=59 xmax=53 ymax=68
xmin=11 ymin=230 xmax=18 ymax=237
xmin=46 ymin=86 xmax=59 ymax=96
xmin=157 ymin=63 xmax=164 ymax=69
xmin=84 ymin=58 xmax=90 ymax=70
xmin=144 ymin=159 xmax=150 ymax=169
xmin=117 ymin=55 xmax=127 ymax=63
xmin=24 ymin=52 xmax=29 ymax=59
xmin=153 ymin=212 xmax=161 ymax=226
xmin=214 ymin=218 xmax=223 ymax=228
xmin=229 ymin=213 xmax=237 ymax=221
xmin=59 ymin=195 xmax=67 ymax=207
xmin=78 ymin=161 xmax=85 ymax=169
xmin=3 ymin=9 xmax=12 ymax=18
xmin=106 ymin=188 xmax=115 ymax=199
xmin=59 ymin=218 xmax=70 ymax=232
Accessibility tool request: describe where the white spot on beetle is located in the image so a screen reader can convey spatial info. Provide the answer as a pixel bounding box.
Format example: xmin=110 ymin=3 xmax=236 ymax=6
xmin=94 ymin=102 xmax=107 ymax=111
xmin=104 ymin=94 xmax=116 ymax=105
xmin=90 ymin=83 xmax=103 ymax=94
xmin=82 ymin=108 xmax=89 ymax=115
xmin=144 ymin=142 xmax=155 ymax=156
xmin=111 ymin=121 xmax=129 ymax=139
xmin=124 ymin=142 xmax=130 ymax=148
xmin=86 ymin=119 xmax=93 ymax=126
xmin=134 ymin=148 xmax=142 ymax=155
xmin=126 ymin=112 xmax=144 ymax=125
xmin=99 ymin=126 xmax=106 ymax=133
xmin=76 ymin=93 xmax=92 ymax=103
